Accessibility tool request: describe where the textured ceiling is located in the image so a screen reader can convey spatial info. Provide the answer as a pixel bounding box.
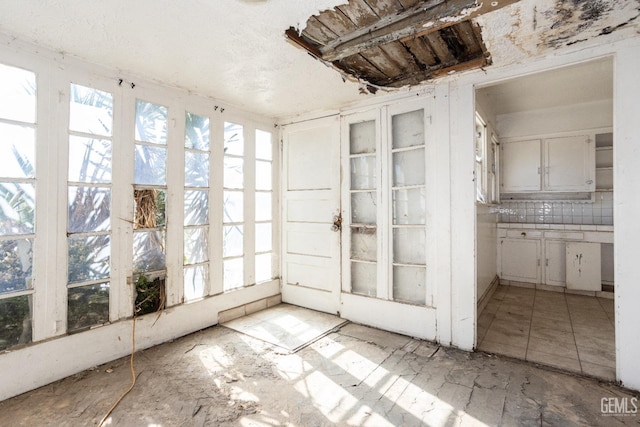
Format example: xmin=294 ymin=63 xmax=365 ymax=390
xmin=0 ymin=0 xmax=638 ymax=120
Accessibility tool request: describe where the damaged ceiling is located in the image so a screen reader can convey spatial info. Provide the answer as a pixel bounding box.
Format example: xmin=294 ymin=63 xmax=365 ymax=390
xmin=0 ymin=0 xmax=638 ymax=118
xmin=286 ymin=0 xmax=519 ymax=89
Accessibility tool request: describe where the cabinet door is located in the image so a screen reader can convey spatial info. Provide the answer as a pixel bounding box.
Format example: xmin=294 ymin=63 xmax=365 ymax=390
xmin=566 ymin=242 xmax=601 ymax=291
xmin=499 ymin=238 xmax=541 ymax=283
xmin=544 ymin=240 xmax=566 ymax=286
xmin=544 ymin=135 xmax=594 ymax=191
xmin=501 ymin=139 xmax=541 ymax=192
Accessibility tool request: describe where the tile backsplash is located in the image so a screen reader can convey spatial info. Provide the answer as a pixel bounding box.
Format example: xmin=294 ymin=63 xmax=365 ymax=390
xmin=499 ymin=191 xmax=613 ymax=225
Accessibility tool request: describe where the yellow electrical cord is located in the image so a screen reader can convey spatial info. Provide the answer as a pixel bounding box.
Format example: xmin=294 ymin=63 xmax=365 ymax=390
xmin=98 ymin=316 xmax=137 ymax=426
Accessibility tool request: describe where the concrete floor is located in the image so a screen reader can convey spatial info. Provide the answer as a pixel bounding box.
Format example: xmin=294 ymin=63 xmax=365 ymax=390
xmin=0 ymin=306 xmax=638 ymax=426
xmin=478 ymin=285 xmax=616 ymax=381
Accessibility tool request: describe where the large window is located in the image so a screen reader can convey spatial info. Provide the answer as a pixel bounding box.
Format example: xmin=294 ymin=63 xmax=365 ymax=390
xmin=0 ymin=63 xmax=36 ymax=349
xmin=0 ymin=52 xmax=278 ymax=352
xmin=184 ymin=112 xmax=210 ymax=301
xmin=255 ymin=129 xmax=273 ymax=283
xmin=223 ymin=122 xmax=244 ymax=291
xmin=66 ymin=84 xmax=113 ymax=331
xmin=475 ymin=113 xmax=499 ymax=204
xmin=133 ymin=100 xmax=168 ymax=315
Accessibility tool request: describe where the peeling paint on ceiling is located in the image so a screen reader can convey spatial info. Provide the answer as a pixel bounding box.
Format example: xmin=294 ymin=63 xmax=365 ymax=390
xmin=0 ymin=0 xmax=638 ymax=119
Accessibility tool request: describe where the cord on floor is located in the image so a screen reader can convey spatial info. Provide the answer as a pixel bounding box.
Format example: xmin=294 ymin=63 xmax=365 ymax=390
xmin=98 ymin=316 xmax=137 ymax=426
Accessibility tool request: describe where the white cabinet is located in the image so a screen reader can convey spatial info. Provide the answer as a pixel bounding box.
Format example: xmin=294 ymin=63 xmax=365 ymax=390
xmin=544 ymin=240 xmax=566 ymax=286
xmin=501 ymin=134 xmax=595 ymax=193
xmin=499 ymin=237 xmax=541 ymax=283
xmin=566 ymin=242 xmax=602 ymax=291
xmin=544 ymin=135 xmax=594 ymax=191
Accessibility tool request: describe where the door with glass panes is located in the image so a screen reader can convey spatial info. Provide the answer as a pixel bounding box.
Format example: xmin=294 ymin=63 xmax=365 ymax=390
xmin=341 ymin=102 xmax=430 ymax=307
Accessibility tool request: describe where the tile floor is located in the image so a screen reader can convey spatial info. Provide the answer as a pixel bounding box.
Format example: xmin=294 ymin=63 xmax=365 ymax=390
xmin=478 ymin=285 xmax=616 ymax=380
xmin=1 ymin=310 xmax=636 ymax=426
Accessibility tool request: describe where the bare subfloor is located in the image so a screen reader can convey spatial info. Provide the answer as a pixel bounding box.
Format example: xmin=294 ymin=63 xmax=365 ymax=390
xmin=1 ymin=312 xmax=638 ymax=426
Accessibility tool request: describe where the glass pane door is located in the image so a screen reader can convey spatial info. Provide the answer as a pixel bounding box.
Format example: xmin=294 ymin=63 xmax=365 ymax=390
xmin=348 ymin=120 xmax=377 ymax=297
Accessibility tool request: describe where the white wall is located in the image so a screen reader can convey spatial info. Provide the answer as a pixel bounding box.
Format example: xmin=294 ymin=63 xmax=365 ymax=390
xmin=496 ymin=99 xmax=613 ymax=138
xmin=614 ymin=44 xmax=640 ymax=391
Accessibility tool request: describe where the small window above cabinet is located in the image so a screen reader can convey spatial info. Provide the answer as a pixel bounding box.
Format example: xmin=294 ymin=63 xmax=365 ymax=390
xmin=595 ymin=132 xmax=613 ymax=190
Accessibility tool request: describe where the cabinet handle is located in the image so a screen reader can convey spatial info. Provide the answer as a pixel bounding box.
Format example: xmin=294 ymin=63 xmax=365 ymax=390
xmin=537 ymin=259 xmax=540 ymax=266
xmin=546 ymin=259 xmax=549 ymax=266
xmin=586 ymin=179 xmax=593 ymax=185
xmin=521 ymin=232 xmax=527 ymax=237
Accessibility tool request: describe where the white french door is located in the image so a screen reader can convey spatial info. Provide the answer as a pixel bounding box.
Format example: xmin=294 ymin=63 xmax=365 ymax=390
xmin=281 ymin=116 xmax=341 ymax=314
xmin=339 ymin=100 xmax=436 ymax=339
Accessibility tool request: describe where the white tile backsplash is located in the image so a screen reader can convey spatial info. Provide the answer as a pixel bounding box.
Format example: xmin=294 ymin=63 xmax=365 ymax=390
xmin=499 ymin=191 xmax=613 ymax=225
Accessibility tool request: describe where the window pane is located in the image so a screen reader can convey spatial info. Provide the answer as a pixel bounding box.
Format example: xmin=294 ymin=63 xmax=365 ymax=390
xmin=224 ymin=258 xmax=243 ymax=290
xmin=255 ymin=192 xmax=272 ymax=222
xmin=69 ymin=84 xmax=113 ymax=136
xmin=184 ymin=190 xmax=208 ymax=226
xmin=255 ymin=223 xmax=272 ymax=253
xmin=184 ymin=265 xmax=207 ymax=301
xmin=135 ymin=100 xmax=167 ymax=145
xmin=223 ymin=191 xmax=243 ymax=223
xmin=0 ymin=238 xmax=33 ymax=294
xmin=0 ymin=182 xmax=35 ymax=235
xmin=134 ymin=189 xmax=166 ymax=229
xmin=185 ymin=152 xmax=209 ymax=187
xmin=0 ymin=295 xmax=32 ymax=351
xmin=350 ymin=121 xmax=375 ymax=154
xmin=351 ymin=227 xmax=376 ymax=262
xmin=392 ymin=110 xmax=423 ymax=149
xmin=224 ymin=157 xmax=243 ymax=189
xmin=393 ymin=228 xmax=425 ymax=265
xmin=350 ymin=156 xmax=376 ymax=190
xmin=255 ymin=253 xmax=272 ymax=283
xmin=255 ymin=130 xmax=272 ymax=160
xmin=393 ymin=188 xmax=425 ymax=225
xmin=67 ymin=235 xmax=110 ymax=283
xmin=133 ymin=230 xmax=166 ymax=272
xmin=223 ymin=225 xmax=243 ymax=257
xmin=224 ymin=122 xmax=243 ymax=156
xmin=351 ymin=262 xmax=376 ymax=297
xmin=0 ymin=123 xmax=35 ymax=179
xmin=351 ymin=192 xmax=376 ymax=224
xmin=134 ymin=144 xmax=166 ymax=185
xmin=185 ymin=112 xmax=210 ymax=150
xmin=134 ymin=275 xmax=165 ymax=316
xmin=184 ymin=227 xmax=209 ymax=265
xmin=0 ymin=63 xmax=36 ymax=123
xmin=68 ymin=186 xmax=111 ymax=233
xmin=0 ymin=182 xmax=36 ymax=236
xmin=393 ymin=148 xmax=425 ymax=187
xmin=68 ymin=136 xmax=112 ymax=183
xmin=256 ymin=160 xmax=272 ymax=191
xmin=67 ymin=282 xmax=109 ymax=332
xmin=393 ymin=265 xmax=425 ymax=305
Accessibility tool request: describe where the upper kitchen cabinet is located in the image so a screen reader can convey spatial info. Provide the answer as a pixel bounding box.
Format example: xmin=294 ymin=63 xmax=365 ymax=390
xmin=501 ymin=133 xmax=595 ymax=195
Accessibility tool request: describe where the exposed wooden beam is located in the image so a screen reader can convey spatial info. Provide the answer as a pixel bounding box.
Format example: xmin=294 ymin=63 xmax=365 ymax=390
xmin=385 ymin=55 xmax=487 ymax=87
xmin=319 ymin=0 xmax=519 ymax=62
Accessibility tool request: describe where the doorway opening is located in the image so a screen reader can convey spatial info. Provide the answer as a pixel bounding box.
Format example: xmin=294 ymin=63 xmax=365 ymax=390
xmin=474 ymin=57 xmax=615 ymax=380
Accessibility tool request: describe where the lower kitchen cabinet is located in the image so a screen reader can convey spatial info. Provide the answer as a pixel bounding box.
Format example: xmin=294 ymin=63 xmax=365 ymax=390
xmin=544 ymin=240 xmax=566 ymax=287
xmin=497 ymin=227 xmax=610 ymax=290
xmin=498 ymin=237 xmax=541 ymax=283
xmin=566 ymin=242 xmax=602 ymax=291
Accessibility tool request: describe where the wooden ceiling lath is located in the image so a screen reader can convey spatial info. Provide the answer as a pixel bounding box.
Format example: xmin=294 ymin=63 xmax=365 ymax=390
xmin=286 ymin=0 xmax=519 ymax=89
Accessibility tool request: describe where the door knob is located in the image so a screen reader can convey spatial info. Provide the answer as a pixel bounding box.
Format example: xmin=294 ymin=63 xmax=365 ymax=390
xmin=331 ymin=214 xmax=342 ymax=232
